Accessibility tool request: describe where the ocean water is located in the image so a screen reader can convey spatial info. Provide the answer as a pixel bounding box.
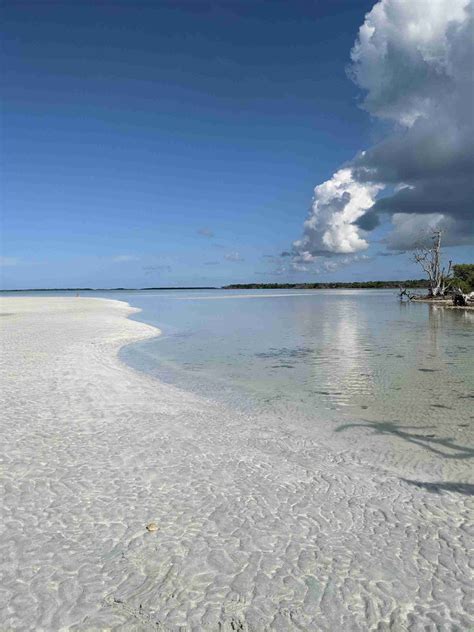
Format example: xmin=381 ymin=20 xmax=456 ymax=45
xmin=113 ymin=289 xmax=473 ymax=481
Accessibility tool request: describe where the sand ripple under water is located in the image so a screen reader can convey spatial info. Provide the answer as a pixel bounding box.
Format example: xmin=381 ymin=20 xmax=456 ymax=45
xmin=0 ymin=297 xmax=472 ymax=631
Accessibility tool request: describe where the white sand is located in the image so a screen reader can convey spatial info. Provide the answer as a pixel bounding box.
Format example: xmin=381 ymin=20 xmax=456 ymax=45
xmin=0 ymin=297 xmax=472 ymax=631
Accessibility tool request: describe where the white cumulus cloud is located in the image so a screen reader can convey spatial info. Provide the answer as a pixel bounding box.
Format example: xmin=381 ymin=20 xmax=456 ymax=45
xmin=292 ymin=0 xmax=473 ymax=259
xmin=350 ymin=0 xmax=469 ymax=125
xmin=293 ymin=168 xmax=383 ymax=256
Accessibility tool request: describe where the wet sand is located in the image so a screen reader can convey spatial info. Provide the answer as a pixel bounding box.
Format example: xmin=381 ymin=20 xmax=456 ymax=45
xmin=0 ymin=297 xmax=472 ymax=631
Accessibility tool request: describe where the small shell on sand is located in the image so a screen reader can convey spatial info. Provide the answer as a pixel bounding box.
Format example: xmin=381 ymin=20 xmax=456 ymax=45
xmin=146 ymin=522 xmax=158 ymax=532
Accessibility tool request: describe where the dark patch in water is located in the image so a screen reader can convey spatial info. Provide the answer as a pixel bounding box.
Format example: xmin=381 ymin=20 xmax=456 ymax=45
xmin=418 ymin=368 xmax=439 ymax=372
xmin=256 ymin=346 xmax=313 ymax=360
xmin=315 ymin=390 xmax=343 ymax=396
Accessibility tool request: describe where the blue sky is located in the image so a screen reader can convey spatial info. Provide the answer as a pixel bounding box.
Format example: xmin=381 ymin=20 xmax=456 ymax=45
xmin=2 ymin=0 xmax=472 ymax=289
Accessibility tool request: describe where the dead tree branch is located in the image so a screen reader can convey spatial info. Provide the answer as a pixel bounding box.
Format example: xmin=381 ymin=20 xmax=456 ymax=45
xmin=398 ymin=286 xmax=416 ymax=301
xmin=412 ymin=230 xmax=453 ymax=297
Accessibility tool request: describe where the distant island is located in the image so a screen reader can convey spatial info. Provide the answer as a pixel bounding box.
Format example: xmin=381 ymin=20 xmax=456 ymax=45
xmin=222 ymin=280 xmax=430 ymax=290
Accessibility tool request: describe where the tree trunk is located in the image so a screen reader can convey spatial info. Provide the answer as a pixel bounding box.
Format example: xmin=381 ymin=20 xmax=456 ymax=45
xmin=413 ymin=230 xmax=452 ymax=298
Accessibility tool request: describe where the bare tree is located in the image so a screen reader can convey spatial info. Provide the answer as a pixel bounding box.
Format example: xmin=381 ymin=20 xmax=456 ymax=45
xmin=413 ymin=230 xmax=453 ymax=297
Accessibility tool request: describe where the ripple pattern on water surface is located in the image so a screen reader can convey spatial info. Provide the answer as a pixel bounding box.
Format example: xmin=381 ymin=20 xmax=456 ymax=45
xmin=122 ymin=292 xmax=474 ymax=482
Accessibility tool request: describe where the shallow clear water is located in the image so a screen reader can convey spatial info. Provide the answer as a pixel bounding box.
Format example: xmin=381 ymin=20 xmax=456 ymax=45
xmin=6 ymin=288 xmax=474 ymax=478
xmin=116 ymin=290 xmax=471 ymax=416
xmin=114 ymin=290 xmax=473 ymax=476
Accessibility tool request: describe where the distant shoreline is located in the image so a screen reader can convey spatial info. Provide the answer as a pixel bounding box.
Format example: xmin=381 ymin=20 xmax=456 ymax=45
xmin=222 ymin=280 xmax=429 ymax=290
xmin=0 ymin=279 xmax=429 ymax=292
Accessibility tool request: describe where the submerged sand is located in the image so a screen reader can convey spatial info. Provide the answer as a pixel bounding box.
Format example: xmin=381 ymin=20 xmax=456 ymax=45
xmin=0 ymin=297 xmax=472 ymax=631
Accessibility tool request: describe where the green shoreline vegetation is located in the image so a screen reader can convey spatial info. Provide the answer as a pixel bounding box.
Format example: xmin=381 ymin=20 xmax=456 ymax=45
xmin=222 ymin=280 xmax=430 ymax=290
